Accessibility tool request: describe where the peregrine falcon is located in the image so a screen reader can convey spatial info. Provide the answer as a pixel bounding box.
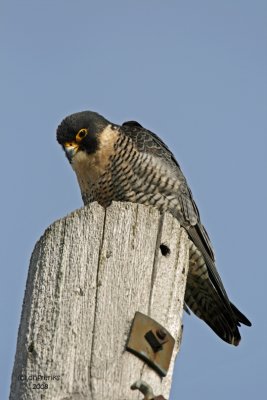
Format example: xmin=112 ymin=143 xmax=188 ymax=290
xmin=57 ymin=110 xmax=251 ymax=345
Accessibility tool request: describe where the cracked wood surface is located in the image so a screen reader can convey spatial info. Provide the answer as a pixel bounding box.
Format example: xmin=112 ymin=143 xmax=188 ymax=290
xmin=10 ymin=202 xmax=189 ymax=400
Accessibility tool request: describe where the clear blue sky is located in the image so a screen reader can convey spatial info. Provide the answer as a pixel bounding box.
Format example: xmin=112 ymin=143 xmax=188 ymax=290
xmin=1 ymin=1 xmax=266 ymax=399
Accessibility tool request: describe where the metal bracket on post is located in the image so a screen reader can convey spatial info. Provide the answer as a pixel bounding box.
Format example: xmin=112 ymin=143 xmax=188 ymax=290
xmin=131 ymin=379 xmax=167 ymax=400
xmin=126 ymin=312 xmax=175 ymax=377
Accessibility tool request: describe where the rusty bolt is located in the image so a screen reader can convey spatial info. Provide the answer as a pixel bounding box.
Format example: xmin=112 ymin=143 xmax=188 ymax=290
xmin=156 ymin=328 xmax=167 ymax=340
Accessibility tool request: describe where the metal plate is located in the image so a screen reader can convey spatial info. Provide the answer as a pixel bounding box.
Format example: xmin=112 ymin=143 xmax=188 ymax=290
xmin=126 ymin=312 xmax=175 ymax=377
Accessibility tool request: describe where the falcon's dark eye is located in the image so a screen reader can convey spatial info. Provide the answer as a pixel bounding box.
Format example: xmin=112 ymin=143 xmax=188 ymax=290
xmin=76 ymin=128 xmax=88 ymax=142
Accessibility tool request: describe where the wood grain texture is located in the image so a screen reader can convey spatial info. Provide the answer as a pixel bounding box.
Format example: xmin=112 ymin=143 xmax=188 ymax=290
xmin=10 ymin=202 xmax=189 ymax=400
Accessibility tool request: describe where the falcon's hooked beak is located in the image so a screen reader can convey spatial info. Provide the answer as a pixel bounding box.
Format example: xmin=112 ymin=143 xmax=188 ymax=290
xmin=64 ymin=142 xmax=79 ymax=162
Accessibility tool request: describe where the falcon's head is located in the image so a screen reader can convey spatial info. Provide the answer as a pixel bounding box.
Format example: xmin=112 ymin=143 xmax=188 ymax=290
xmin=57 ymin=111 xmax=110 ymax=162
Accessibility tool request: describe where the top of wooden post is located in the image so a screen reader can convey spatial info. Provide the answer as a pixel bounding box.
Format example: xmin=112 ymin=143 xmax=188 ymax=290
xmin=10 ymin=202 xmax=189 ymax=400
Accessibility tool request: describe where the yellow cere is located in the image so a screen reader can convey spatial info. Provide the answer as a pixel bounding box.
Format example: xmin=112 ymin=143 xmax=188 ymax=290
xmin=64 ymin=142 xmax=78 ymax=148
xmin=76 ymin=128 xmax=88 ymax=143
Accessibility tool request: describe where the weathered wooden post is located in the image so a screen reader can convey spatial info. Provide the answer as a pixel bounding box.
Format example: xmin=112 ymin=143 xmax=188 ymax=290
xmin=10 ymin=202 xmax=189 ymax=400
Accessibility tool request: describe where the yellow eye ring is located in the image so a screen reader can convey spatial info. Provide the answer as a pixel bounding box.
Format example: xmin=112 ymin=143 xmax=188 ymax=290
xmin=76 ymin=128 xmax=88 ymax=142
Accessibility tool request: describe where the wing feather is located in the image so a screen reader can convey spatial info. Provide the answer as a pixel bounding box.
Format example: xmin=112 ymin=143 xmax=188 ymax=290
xmin=121 ymin=121 xmax=251 ymax=336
